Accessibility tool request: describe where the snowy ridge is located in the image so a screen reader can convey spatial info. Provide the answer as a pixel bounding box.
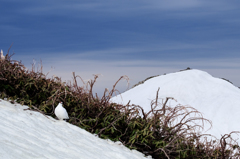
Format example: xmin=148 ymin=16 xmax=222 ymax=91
xmin=111 ymin=69 xmax=240 ymax=139
xmin=0 ymin=99 xmax=151 ymax=159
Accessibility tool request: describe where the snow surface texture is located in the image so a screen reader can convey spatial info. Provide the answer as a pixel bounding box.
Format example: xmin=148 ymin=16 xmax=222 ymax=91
xmin=0 ymin=99 xmax=151 ymax=159
xmin=111 ymin=69 xmax=240 ymax=140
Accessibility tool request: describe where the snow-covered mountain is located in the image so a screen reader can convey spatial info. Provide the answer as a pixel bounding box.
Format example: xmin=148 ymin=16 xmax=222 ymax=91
xmin=0 ymin=99 xmax=152 ymax=159
xmin=111 ymin=69 xmax=240 ymax=140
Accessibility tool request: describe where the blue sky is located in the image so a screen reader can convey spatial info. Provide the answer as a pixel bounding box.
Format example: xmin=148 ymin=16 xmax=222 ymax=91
xmin=1 ymin=0 xmax=240 ymax=96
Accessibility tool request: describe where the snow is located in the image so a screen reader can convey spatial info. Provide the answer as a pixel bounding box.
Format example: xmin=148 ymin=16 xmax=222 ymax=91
xmin=0 ymin=99 xmax=152 ymax=159
xmin=111 ymin=69 xmax=240 ymax=140
xmin=54 ymin=102 xmax=69 ymax=120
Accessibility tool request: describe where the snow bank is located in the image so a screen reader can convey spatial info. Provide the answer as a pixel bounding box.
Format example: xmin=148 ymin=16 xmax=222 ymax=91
xmin=0 ymin=99 xmax=152 ymax=159
xmin=111 ymin=69 xmax=240 ymax=139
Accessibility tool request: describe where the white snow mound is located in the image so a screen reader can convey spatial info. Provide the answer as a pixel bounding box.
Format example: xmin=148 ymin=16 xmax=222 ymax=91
xmin=0 ymin=99 xmax=152 ymax=159
xmin=111 ymin=69 xmax=240 ymax=139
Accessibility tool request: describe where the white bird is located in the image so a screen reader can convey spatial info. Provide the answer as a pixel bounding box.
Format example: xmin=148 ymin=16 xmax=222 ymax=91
xmin=55 ymin=102 xmax=69 ymax=120
xmin=1 ymin=49 xmax=5 ymax=60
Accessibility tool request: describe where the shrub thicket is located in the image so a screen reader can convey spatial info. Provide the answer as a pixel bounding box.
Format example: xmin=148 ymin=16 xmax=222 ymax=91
xmin=0 ymin=50 xmax=240 ymax=158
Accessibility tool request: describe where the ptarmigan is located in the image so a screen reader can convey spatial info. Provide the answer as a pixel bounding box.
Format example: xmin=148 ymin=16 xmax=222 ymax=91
xmin=55 ymin=102 xmax=69 ymax=120
xmin=1 ymin=49 xmax=5 ymax=60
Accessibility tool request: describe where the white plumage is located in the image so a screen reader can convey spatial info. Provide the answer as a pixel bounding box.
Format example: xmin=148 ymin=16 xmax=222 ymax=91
xmin=55 ymin=102 xmax=69 ymax=120
xmin=1 ymin=49 xmax=4 ymax=60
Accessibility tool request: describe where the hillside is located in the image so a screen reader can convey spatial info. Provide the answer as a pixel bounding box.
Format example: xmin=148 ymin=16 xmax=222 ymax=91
xmin=1 ymin=54 xmax=240 ymax=158
xmin=0 ymin=99 xmax=151 ymax=159
xmin=111 ymin=69 xmax=240 ymax=139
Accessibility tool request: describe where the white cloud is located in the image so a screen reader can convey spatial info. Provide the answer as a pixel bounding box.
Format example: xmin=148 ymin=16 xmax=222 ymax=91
xmin=13 ymin=0 xmax=240 ymax=21
xmin=149 ymin=0 xmax=202 ymax=10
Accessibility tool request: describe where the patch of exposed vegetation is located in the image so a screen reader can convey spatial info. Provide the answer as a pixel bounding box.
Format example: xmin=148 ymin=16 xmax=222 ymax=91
xmin=221 ymin=78 xmax=234 ymax=84
xmin=132 ymin=67 xmax=192 ymax=89
xmin=132 ymin=75 xmax=159 ymax=88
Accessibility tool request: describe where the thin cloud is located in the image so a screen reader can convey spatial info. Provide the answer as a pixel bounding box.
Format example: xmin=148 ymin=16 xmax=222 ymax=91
xmin=149 ymin=0 xmax=202 ymax=10
xmin=11 ymin=1 xmax=239 ymax=18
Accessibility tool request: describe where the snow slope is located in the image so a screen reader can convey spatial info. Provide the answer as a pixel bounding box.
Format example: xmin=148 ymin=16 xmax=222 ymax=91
xmin=0 ymin=99 xmax=152 ymax=159
xmin=111 ymin=69 xmax=240 ymax=139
